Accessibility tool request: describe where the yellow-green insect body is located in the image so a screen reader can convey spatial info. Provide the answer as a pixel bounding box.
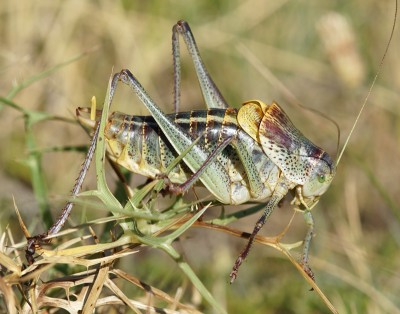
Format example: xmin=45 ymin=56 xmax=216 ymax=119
xmin=77 ymin=20 xmax=336 ymax=282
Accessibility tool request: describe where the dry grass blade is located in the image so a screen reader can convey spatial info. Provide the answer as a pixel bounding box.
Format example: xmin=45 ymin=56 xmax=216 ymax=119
xmin=81 ymin=261 xmax=111 ymax=313
xmin=12 ymin=197 xmax=30 ymax=241
xmin=104 ymin=277 xmax=143 ymax=314
xmin=112 ymin=269 xmax=202 ymax=314
xmin=278 ymin=249 xmax=338 ymax=314
xmin=0 ymin=275 xmax=17 ymax=314
xmin=192 ymin=218 xmax=339 ymax=313
xmin=0 ymin=252 xmax=21 ymax=278
xmin=313 ymin=257 xmax=400 ymax=314
xmin=13 ymin=230 xmax=192 ymax=312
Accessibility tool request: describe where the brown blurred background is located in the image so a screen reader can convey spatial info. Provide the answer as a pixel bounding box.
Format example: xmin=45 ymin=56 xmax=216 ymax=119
xmin=1 ymin=1 xmax=399 ymax=313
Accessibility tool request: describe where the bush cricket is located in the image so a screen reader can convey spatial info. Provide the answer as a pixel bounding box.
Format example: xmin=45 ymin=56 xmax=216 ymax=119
xmin=27 ymin=9 xmax=396 ymax=285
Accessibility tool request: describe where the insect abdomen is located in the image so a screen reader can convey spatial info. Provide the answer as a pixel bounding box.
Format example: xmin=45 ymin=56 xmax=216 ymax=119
xmin=103 ymin=107 xmax=280 ymax=204
xmin=104 ymin=109 xmax=239 ymax=184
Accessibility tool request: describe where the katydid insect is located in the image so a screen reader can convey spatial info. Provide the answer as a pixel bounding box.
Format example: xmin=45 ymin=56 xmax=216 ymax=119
xmin=77 ymin=20 xmax=337 ymax=283
xmin=26 ymin=8 xmax=395 ymax=283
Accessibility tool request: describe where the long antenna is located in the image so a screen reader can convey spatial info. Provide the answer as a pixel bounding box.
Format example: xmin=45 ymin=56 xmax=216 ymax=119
xmin=336 ymin=0 xmax=397 ymax=165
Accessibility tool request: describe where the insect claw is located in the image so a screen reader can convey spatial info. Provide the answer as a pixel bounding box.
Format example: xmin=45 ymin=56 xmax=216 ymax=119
xmin=229 ymin=273 xmax=237 ymax=284
xmin=166 ymin=183 xmax=185 ymax=195
xmin=25 ymin=241 xmax=36 ymax=265
xmin=156 ymin=174 xmax=185 ymax=195
xmin=229 ymin=257 xmax=242 ymax=284
xmin=176 ymin=19 xmax=187 ymax=29
xmin=25 ymin=233 xmax=48 ymax=265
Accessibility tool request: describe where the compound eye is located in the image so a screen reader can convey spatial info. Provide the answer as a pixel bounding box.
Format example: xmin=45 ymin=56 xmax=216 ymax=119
xmin=317 ymin=174 xmax=326 ymax=183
